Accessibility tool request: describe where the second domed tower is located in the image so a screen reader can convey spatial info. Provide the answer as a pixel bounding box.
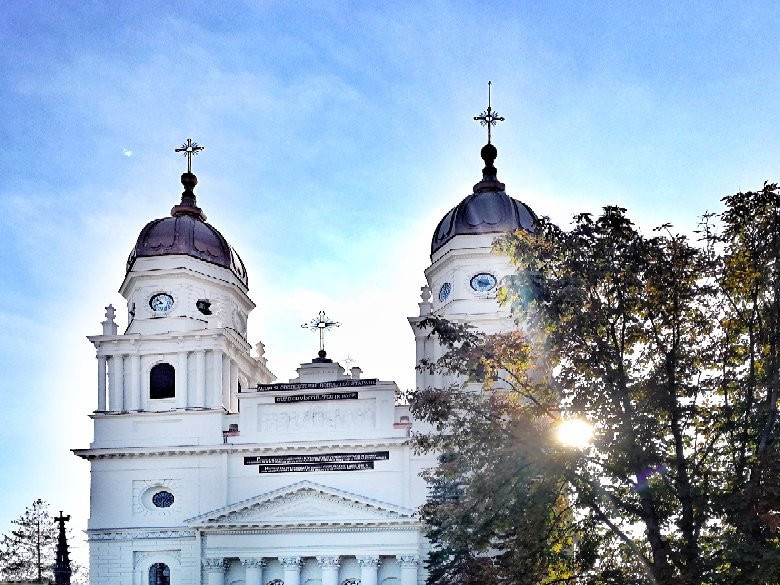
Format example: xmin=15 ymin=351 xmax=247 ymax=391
xmin=409 ymin=95 xmax=536 ymax=391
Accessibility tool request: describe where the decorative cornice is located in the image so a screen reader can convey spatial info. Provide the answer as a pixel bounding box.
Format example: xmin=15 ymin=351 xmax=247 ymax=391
xmin=87 ymin=528 xmax=196 ymax=541
xmin=73 ymin=438 xmax=410 ymax=460
xmin=187 ymin=480 xmax=417 ymax=527
xmin=198 ymin=524 xmax=420 ymax=534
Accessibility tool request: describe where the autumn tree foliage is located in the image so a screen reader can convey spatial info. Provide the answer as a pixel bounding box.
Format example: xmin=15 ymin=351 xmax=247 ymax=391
xmin=412 ymin=184 xmax=780 ymax=585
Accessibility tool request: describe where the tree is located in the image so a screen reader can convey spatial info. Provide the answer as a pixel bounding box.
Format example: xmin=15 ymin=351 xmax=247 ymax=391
xmin=0 ymin=499 xmax=57 ymax=582
xmin=411 ymin=187 xmax=780 ymax=585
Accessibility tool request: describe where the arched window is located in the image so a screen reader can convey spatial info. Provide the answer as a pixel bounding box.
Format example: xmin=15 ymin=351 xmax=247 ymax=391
xmin=149 ymin=563 xmax=170 ymax=585
xmin=150 ymin=363 xmax=175 ymax=399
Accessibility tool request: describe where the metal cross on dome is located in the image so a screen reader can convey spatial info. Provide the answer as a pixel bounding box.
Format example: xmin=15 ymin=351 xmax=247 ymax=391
xmin=175 ymin=138 xmax=205 ymax=173
xmin=473 ymin=81 xmax=505 ymax=144
xmin=301 ymin=310 xmax=341 ymax=352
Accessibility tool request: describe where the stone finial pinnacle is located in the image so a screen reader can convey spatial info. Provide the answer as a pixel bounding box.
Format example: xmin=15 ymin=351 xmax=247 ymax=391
xmin=102 ymin=305 xmax=118 ymax=335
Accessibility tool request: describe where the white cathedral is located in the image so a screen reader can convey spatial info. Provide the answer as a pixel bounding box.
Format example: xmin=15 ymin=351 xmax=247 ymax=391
xmin=73 ymin=129 xmax=536 ymax=585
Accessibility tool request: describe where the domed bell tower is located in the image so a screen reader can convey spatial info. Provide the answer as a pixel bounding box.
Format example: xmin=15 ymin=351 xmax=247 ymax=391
xmin=88 ymin=140 xmax=274 ymax=443
xmin=409 ymin=85 xmax=536 ymax=392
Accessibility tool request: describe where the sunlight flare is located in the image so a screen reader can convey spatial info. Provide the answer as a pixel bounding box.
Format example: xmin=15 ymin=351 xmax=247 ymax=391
xmin=556 ymin=418 xmax=593 ymax=448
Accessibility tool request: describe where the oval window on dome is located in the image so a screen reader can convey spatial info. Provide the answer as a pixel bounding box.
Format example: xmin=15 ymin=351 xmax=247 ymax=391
xmin=470 ymin=273 xmax=497 ymax=293
xmin=438 ymin=282 xmax=452 ymax=303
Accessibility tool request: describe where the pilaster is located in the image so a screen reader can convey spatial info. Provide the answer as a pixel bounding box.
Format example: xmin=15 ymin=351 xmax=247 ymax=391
xmin=110 ymin=354 xmax=125 ymax=411
xmin=280 ymin=556 xmax=302 ymax=585
xmin=203 ymin=557 xmax=226 ymax=585
xmin=211 ymin=349 xmax=223 ymax=409
xmin=130 ymin=353 xmax=141 ymax=410
xmin=241 ymin=558 xmax=265 ymax=585
xmin=195 ymin=349 xmax=206 ymax=407
xmin=176 ymin=350 xmax=189 ymax=409
xmin=317 ymin=556 xmax=340 ymax=585
xmin=358 ymin=555 xmax=380 ymax=585
xmin=398 ymin=555 xmax=420 ymax=585
xmin=96 ymin=356 xmax=107 ymax=412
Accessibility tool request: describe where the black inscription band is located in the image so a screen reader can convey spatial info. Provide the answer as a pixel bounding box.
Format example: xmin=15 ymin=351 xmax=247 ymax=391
xmin=256 ymin=379 xmax=377 ymax=392
xmin=258 ymin=462 xmax=374 ymax=473
xmin=245 ymin=451 xmax=389 ymax=466
xmin=274 ymin=391 xmax=358 ymax=404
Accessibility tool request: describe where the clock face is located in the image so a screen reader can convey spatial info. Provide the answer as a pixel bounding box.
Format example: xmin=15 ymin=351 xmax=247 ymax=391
xmin=149 ymin=293 xmax=174 ymax=313
xmin=438 ymin=282 xmax=452 ymax=303
xmin=470 ymin=273 xmax=497 ymax=292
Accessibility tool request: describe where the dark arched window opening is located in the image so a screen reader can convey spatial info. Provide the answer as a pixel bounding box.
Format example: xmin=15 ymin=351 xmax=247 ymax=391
xmin=150 ymin=363 xmax=175 ymax=399
xmin=149 ymin=563 xmax=170 ymax=585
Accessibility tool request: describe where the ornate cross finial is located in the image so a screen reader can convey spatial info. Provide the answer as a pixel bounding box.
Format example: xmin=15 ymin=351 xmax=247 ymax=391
xmin=175 ymin=138 xmax=205 ymax=173
xmin=473 ymin=81 xmax=505 ymax=144
xmin=53 ymin=512 xmax=72 ymax=585
xmin=301 ymin=310 xmax=341 ymax=353
xmin=55 ymin=511 xmax=71 ymax=524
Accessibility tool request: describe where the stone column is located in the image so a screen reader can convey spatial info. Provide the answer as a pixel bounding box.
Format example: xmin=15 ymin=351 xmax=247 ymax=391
xmin=241 ymin=558 xmax=265 ymax=585
xmin=229 ymin=361 xmax=239 ymax=411
xmin=110 ymin=354 xmax=124 ymax=412
xmin=222 ymin=354 xmax=231 ymax=410
xmin=96 ymin=356 xmax=107 ymax=411
xmin=398 ymin=555 xmax=419 ymax=585
xmin=211 ymin=349 xmax=224 ymax=409
xmin=280 ymin=556 xmax=302 ymax=585
xmin=176 ymin=351 xmax=189 ymax=409
xmin=203 ymin=558 xmax=226 ymax=585
xmin=358 ymin=556 xmax=380 ymax=585
xmin=195 ymin=350 xmax=206 ymax=407
xmin=317 ymin=556 xmax=340 ymax=585
xmin=130 ymin=353 xmax=141 ymax=410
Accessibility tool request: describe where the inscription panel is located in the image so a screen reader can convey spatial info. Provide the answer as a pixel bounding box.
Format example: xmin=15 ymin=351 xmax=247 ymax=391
xmin=244 ymin=451 xmax=389 ymax=465
xmin=258 ymin=402 xmax=375 ymax=433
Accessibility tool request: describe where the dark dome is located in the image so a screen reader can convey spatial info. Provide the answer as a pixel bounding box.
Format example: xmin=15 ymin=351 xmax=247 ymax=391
xmin=431 ymin=143 xmax=536 ymax=255
xmin=126 ymin=172 xmax=248 ymax=286
xmin=431 ymin=191 xmax=536 ymax=255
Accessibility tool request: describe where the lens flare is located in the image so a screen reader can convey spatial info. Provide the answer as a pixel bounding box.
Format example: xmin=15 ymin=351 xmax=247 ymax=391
xmin=556 ymin=418 xmax=593 ymax=449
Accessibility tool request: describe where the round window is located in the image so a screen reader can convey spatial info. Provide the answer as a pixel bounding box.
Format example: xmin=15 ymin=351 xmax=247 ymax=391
xmin=438 ymin=282 xmax=452 ymax=303
xmin=151 ymin=491 xmax=175 ymax=508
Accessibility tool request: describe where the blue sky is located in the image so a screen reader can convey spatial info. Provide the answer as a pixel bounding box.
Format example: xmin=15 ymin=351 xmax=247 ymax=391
xmin=2 ymin=0 xmax=780 ymax=566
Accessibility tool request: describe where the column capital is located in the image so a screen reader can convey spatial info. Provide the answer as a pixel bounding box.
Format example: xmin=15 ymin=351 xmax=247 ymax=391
xmin=357 ymin=555 xmax=380 ymax=567
xmin=397 ymin=555 xmax=420 ymax=568
xmin=240 ymin=557 xmax=266 ymax=568
xmin=316 ymin=555 xmax=341 ymax=568
xmin=280 ymin=556 xmax=302 ymax=568
xmin=203 ymin=558 xmax=226 ymax=573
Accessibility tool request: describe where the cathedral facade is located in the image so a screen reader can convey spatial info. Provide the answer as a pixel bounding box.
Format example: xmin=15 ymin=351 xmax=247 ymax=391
xmin=74 ymin=134 xmax=534 ymax=585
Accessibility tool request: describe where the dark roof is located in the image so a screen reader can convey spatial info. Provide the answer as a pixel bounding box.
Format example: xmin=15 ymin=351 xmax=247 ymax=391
xmin=430 ymin=143 xmax=536 ymax=256
xmin=126 ymin=172 xmax=248 ymax=286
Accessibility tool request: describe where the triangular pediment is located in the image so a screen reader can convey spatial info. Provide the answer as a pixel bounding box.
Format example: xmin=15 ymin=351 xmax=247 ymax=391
xmin=187 ymin=481 xmax=418 ymax=529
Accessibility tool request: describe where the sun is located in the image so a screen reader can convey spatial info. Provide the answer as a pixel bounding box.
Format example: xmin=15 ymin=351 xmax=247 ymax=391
xmin=556 ymin=418 xmax=594 ymax=449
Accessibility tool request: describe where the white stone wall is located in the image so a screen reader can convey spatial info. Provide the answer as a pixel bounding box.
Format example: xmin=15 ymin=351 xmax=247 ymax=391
xmin=80 ymin=243 xmax=439 ymax=585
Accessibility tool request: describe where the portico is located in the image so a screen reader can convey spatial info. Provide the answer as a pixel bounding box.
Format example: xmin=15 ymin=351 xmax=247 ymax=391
xmin=191 ymin=481 xmax=422 ymax=585
xmin=202 ymin=554 xmax=418 ymax=585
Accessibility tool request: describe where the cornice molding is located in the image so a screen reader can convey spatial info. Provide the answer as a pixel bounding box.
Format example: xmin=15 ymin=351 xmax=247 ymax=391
xmin=87 ymin=528 xmax=196 ymax=541
xmin=73 ymin=438 xmax=410 ymax=460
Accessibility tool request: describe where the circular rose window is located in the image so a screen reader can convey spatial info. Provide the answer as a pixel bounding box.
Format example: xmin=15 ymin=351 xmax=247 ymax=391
xmin=152 ymin=490 xmax=175 ymax=508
